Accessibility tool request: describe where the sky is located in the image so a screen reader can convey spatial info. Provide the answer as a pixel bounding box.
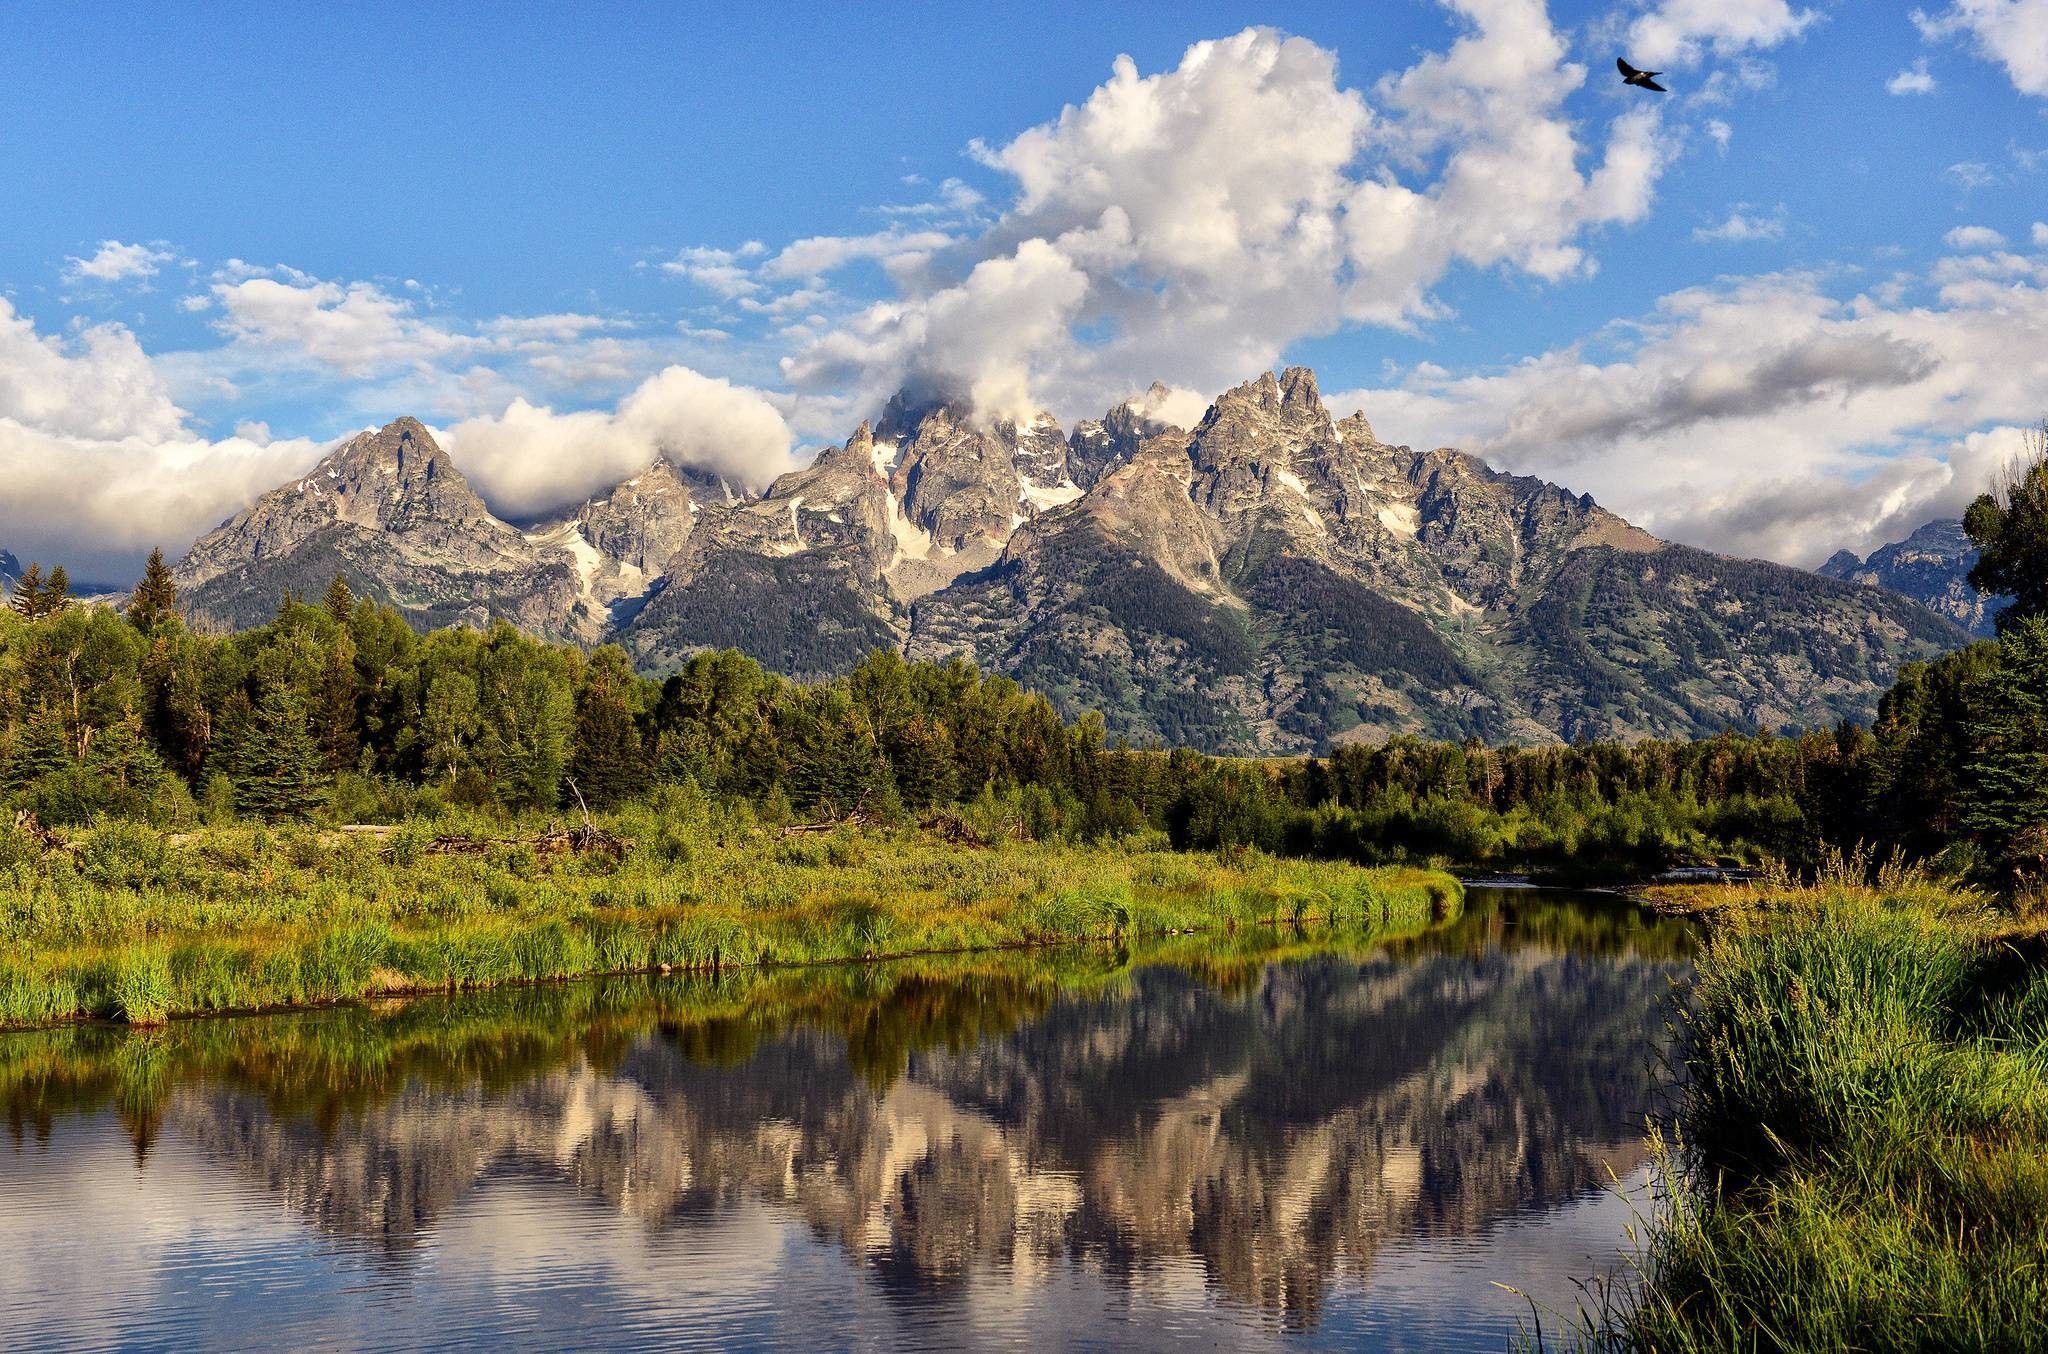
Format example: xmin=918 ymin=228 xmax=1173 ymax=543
xmin=3 ymin=0 xmax=2047 ymax=580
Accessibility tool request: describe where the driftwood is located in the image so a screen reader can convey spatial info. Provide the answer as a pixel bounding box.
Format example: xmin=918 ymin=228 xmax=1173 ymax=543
xmin=12 ymin=809 xmax=71 ymax=855
xmin=782 ymin=808 xmax=877 ymax=837
xmin=918 ymin=810 xmax=989 ymax=848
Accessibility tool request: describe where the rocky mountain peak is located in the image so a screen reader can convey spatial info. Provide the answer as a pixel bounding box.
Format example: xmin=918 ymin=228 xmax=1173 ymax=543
xmin=1278 ymin=365 xmax=1324 ymax=412
xmin=1818 ymin=517 xmax=2000 ymax=637
xmin=1336 ymin=410 xmax=1376 ymax=445
xmin=571 ymin=458 xmax=697 ymax=576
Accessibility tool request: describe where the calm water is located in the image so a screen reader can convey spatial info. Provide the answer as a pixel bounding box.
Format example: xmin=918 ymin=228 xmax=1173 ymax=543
xmin=0 ymin=888 xmax=1690 ymax=1351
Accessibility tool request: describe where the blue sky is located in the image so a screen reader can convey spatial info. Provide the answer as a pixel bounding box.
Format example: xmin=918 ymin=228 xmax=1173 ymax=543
xmin=3 ymin=0 xmax=2046 ymax=577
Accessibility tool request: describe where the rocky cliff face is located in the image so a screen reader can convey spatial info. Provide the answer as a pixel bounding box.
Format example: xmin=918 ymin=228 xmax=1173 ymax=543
xmin=1819 ymin=519 xmax=2001 ymax=638
xmin=176 ymin=418 xmax=584 ymax=635
xmin=174 ymin=374 xmax=1969 ymax=749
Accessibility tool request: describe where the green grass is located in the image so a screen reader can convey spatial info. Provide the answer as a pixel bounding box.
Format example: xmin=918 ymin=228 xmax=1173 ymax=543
xmin=1571 ymin=884 xmax=2048 ymax=1351
xmin=0 ymin=798 xmax=1460 ymax=1028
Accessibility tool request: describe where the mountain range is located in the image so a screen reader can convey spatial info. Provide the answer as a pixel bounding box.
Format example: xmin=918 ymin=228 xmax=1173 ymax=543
xmin=1817 ymin=519 xmax=2002 ymax=638
xmin=170 ymin=368 xmax=1967 ymax=753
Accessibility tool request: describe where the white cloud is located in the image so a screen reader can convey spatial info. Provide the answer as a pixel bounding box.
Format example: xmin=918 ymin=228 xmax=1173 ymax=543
xmin=1705 ymin=118 xmax=1733 ymax=152
xmin=2036 ymin=221 xmax=2048 ymax=244
xmin=1888 ymin=58 xmax=1939 ymax=94
xmin=1695 ymin=205 xmax=1786 ymax=242
xmin=0 ymin=299 xmax=185 ymax=441
xmin=762 ymin=228 xmax=956 ymax=281
xmin=210 ymin=271 xmax=473 ymax=377
xmin=0 ymin=300 xmax=322 ymax=575
xmin=0 ymin=422 xmax=323 ymax=577
xmin=1627 ymin=0 xmax=1820 ymax=67
xmin=1344 ymin=238 xmax=2048 ymax=565
xmin=1915 ymin=0 xmax=2048 ymax=97
xmin=661 ymin=244 xmax=767 ymax=299
xmin=445 ymin=366 xmax=798 ymax=519
xmin=63 ymin=240 xmax=178 ymax=285
xmin=784 ymin=13 xmax=1679 ymax=424
xmin=1946 ymin=160 xmax=1997 ymax=190
xmin=878 ymin=178 xmax=988 ymax=217
xmin=1944 ymin=224 xmax=2008 ymax=249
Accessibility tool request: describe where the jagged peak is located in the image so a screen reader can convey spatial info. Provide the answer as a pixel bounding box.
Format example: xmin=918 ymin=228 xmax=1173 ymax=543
xmin=1278 ymin=366 xmax=1323 ymax=411
xmin=1336 ymin=410 xmax=1376 ymax=444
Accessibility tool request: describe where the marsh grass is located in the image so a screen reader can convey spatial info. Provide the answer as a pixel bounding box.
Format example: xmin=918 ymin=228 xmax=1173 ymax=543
xmin=1563 ymin=884 xmax=2048 ymax=1351
xmin=0 ymin=805 xmax=1459 ymax=1028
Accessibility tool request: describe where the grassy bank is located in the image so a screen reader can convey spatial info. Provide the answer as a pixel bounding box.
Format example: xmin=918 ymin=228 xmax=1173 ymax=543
xmin=0 ymin=797 xmax=1460 ymax=1028
xmin=1582 ymin=879 xmax=2048 ymax=1349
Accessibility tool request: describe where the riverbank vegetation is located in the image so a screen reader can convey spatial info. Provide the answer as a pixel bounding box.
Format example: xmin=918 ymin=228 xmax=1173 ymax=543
xmin=1570 ymin=874 xmax=2048 ymax=1349
xmin=0 ymin=800 xmax=1458 ymax=1027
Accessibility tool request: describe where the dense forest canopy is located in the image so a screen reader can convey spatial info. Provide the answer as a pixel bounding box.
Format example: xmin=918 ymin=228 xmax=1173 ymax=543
xmin=4 ymin=442 xmax=2046 ymax=886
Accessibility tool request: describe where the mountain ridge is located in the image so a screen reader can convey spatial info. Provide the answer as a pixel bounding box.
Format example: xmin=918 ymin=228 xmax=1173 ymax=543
xmin=1817 ymin=518 xmax=2001 ymax=638
xmin=171 ymin=370 xmax=1968 ymax=752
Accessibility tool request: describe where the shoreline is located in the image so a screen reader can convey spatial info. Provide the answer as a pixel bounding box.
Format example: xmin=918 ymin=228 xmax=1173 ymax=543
xmin=0 ymin=820 xmax=1463 ymax=1031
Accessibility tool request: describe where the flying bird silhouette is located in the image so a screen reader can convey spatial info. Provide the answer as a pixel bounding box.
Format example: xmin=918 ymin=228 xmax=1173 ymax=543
xmin=1617 ymin=58 xmax=1667 ymax=93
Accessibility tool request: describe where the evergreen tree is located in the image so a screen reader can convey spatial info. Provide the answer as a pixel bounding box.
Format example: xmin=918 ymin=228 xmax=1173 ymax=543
xmin=323 ymin=574 xmax=356 ymax=622
xmin=1965 ymin=419 xmax=2048 ymax=631
xmin=230 ymin=689 xmax=328 ymax=821
xmin=4 ymin=704 xmax=74 ymax=791
xmin=9 ymin=563 xmax=47 ymax=620
xmin=1963 ymin=616 xmax=2048 ymax=872
xmin=128 ymin=548 xmax=179 ymax=631
xmin=570 ymin=646 xmax=645 ymax=808
xmin=44 ymin=566 xmax=70 ymax=613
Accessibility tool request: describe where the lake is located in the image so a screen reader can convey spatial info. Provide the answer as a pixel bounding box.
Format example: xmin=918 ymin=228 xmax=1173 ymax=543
xmin=0 ymin=887 xmax=1691 ymax=1351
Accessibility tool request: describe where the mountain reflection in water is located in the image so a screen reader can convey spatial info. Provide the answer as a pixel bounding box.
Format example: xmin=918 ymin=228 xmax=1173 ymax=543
xmin=0 ymin=888 xmax=1690 ymax=1351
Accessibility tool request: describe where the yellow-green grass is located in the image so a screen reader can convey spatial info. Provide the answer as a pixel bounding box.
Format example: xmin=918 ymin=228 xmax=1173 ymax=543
xmin=1570 ymin=883 xmax=2048 ymax=1351
xmin=0 ymin=801 xmax=1460 ymax=1028
xmin=0 ymin=925 xmax=1462 ymax=1133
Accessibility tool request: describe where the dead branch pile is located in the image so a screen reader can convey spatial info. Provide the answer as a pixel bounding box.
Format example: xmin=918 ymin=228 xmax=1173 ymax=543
xmin=918 ymin=811 xmax=990 ymax=848
xmin=12 ymin=809 xmax=71 ymax=855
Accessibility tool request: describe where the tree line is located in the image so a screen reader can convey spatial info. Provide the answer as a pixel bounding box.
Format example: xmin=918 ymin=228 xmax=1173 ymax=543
xmin=3 ymin=429 xmax=2042 ymax=885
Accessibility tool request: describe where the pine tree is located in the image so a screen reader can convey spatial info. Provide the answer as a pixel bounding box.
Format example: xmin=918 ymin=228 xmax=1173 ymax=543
xmin=1964 ymin=616 xmax=2048 ymax=872
xmin=246 ymin=691 xmax=328 ymax=821
xmin=127 ymin=548 xmax=178 ymax=631
xmin=9 ymin=563 xmax=46 ymax=620
xmin=569 ymin=647 xmax=645 ymax=808
xmin=323 ymin=574 xmax=356 ymax=622
xmin=44 ymin=566 xmax=70 ymax=613
xmin=4 ymin=704 xmax=74 ymax=791
xmin=1965 ymin=418 xmax=2048 ymax=631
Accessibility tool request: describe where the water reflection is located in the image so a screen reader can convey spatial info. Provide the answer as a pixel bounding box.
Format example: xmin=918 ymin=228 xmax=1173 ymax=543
xmin=0 ymin=889 xmax=1690 ymax=1350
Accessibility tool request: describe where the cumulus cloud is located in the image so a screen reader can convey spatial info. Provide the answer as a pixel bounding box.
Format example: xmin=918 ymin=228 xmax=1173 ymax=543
xmin=2036 ymin=221 xmax=2048 ymax=244
xmin=781 ymin=12 xmax=1680 ymax=424
xmin=210 ymin=270 xmax=475 ymax=377
xmin=0 ymin=301 xmax=323 ymax=576
xmin=64 ymin=240 xmax=179 ymax=285
xmin=1887 ymin=58 xmax=1939 ymax=93
xmin=0 ymin=300 xmax=185 ymax=441
xmin=1627 ymin=0 xmax=1820 ymax=67
xmin=0 ymin=423 xmax=323 ymax=579
xmin=1915 ymin=0 xmax=2048 ymax=97
xmin=1695 ymin=205 xmax=1787 ymax=242
xmin=1342 ymin=238 xmax=2048 ymax=565
xmin=445 ymin=366 xmax=798 ymax=520
xmin=1945 ymin=224 xmax=2008 ymax=249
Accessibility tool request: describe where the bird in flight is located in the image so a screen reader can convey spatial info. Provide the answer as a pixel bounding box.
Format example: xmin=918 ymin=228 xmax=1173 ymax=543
xmin=1618 ymin=58 xmax=1667 ymax=93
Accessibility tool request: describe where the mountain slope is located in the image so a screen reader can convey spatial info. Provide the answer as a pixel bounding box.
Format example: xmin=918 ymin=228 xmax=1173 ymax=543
xmin=1818 ymin=519 xmax=2001 ymax=638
